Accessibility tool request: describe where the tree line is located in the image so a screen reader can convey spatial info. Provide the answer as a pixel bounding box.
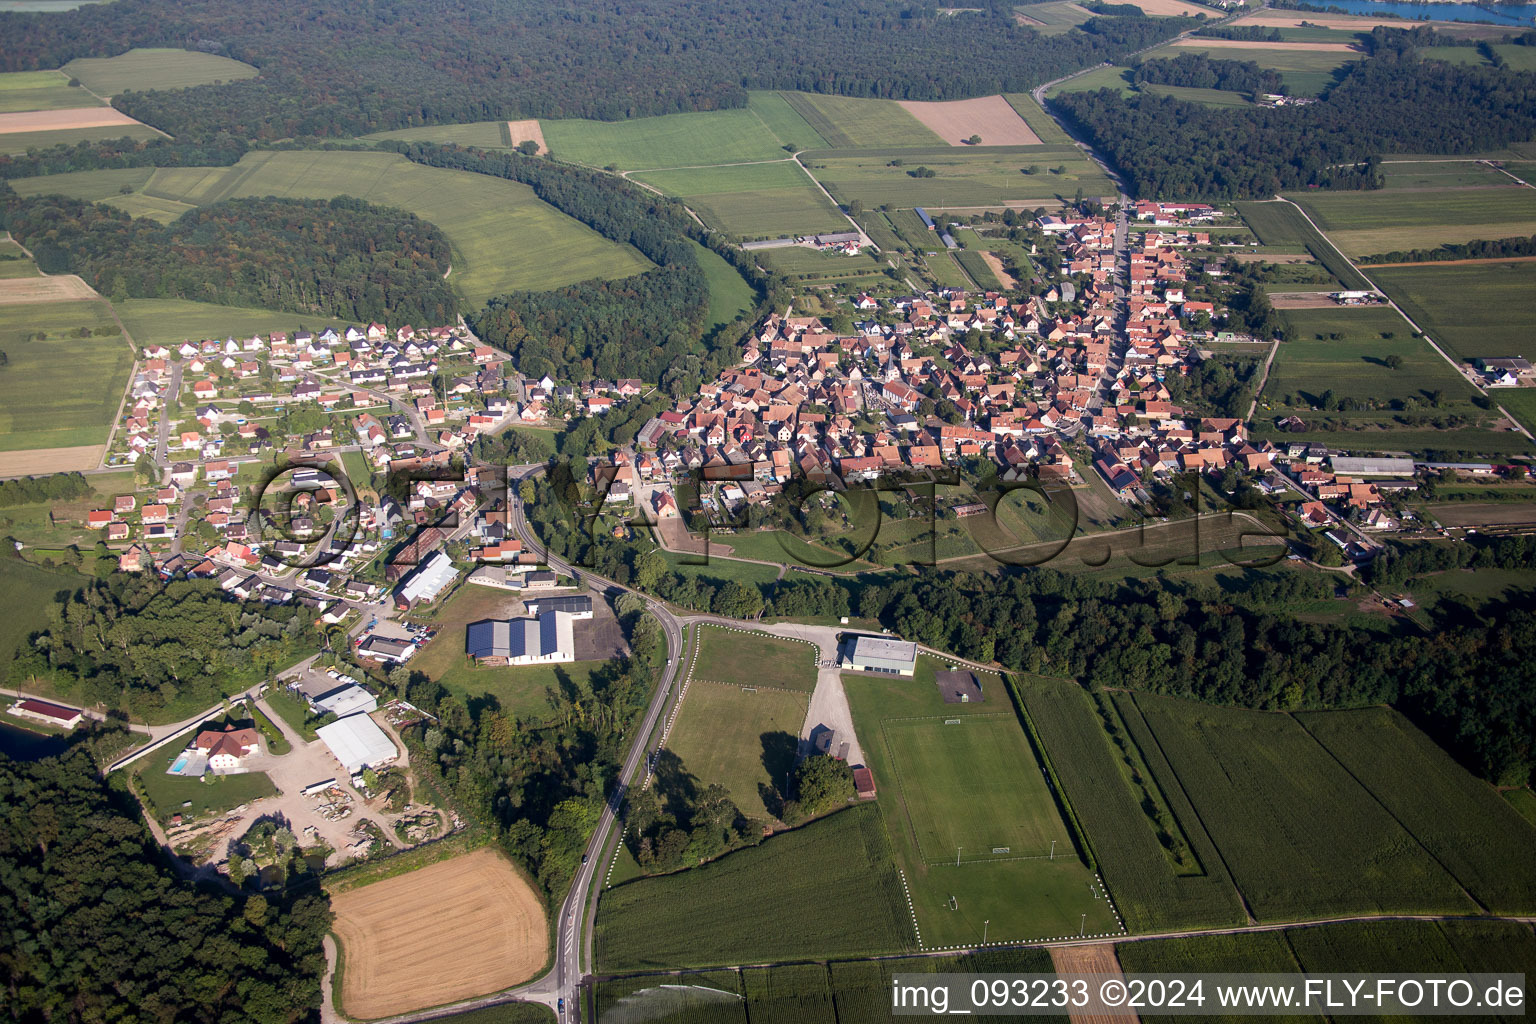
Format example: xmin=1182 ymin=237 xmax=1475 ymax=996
xmin=0 ymin=193 xmax=457 ymax=325
xmin=0 ymin=0 xmax=1190 ymax=142
xmin=1051 ymin=41 xmax=1536 ymax=197
xmin=0 ymin=471 xmax=91 ymax=509
xmin=1131 ymin=53 xmax=1284 ymax=96
xmin=1357 ymin=232 xmax=1536 ymax=264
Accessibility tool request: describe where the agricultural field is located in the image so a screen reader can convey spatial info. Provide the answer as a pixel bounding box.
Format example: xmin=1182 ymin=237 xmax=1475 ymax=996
xmin=1371 ymin=261 xmax=1536 ymax=362
xmin=1495 ymin=388 xmax=1536 ymax=434
xmin=1266 ymin=305 xmax=1473 ymax=408
xmin=1013 ymin=0 xmax=1096 ymax=34
xmin=107 ymin=150 xmax=652 ymax=305
xmin=1002 ymin=93 xmax=1074 ymax=145
xmin=844 ymin=671 xmax=1122 ymax=948
xmin=113 ymin=298 xmax=350 ymax=348
xmin=692 ymin=242 xmax=757 ymax=335
xmin=0 ymin=298 xmax=131 ymax=453
xmin=779 ymin=92 xmax=942 ymax=149
xmin=632 ymin=161 xmax=846 ymax=239
xmin=1288 ymin=187 xmax=1536 ymax=258
xmin=746 ymin=91 xmax=831 ymax=153
xmin=364 ymin=120 xmax=516 ymax=150
xmin=1378 ymin=158 xmax=1516 ymax=190
xmin=690 ymin=625 xmax=817 ymax=691
xmin=1155 ymin=39 xmax=1364 ymax=95
xmin=0 ymin=70 xmax=103 ymax=113
xmin=1017 ymin=675 xmax=1246 ymax=933
xmin=1130 ymin=694 xmax=1477 ymax=921
xmin=10 ymin=166 xmax=155 ymax=201
xmin=1296 ymin=707 xmax=1536 ymax=914
xmin=425 ymin=1005 xmax=554 ymax=1024
xmin=594 ymin=803 xmax=916 ymax=970
xmin=1234 ymin=200 xmax=1369 ymax=290
xmin=0 ymin=123 xmax=161 ymax=155
xmin=1046 ymin=64 xmax=1137 ymax=98
xmin=1424 ymin=43 xmax=1536 ymax=72
xmin=330 ymin=847 xmax=547 ymax=1018
xmin=804 ymin=145 xmax=1111 ymax=211
xmin=61 ymin=49 xmax=259 ymax=95
xmin=540 ymin=107 xmax=791 ymax=170
xmin=895 ymin=95 xmax=1041 ymax=147
xmin=1141 ymin=82 xmax=1256 ymax=107
xmin=663 ymin=680 xmax=809 ymax=821
xmin=754 ymin=245 xmax=889 ymax=288
xmin=590 ymin=970 xmax=748 ymax=1024
xmin=0 ymin=557 xmax=80 ymax=675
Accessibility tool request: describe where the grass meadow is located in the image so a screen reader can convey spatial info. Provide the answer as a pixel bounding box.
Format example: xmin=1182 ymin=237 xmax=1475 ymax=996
xmin=779 ymin=92 xmax=941 ymax=149
xmin=363 ymin=121 xmax=514 ymax=150
xmin=804 ymin=145 xmax=1112 ymax=210
xmin=692 ymin=242 xmax=757 ymax=334
xmin=1378 ymin=159 xmax=1514 ymax=189
xmin=1291 ymin=187 xmax=1536 ymax=257
xmin=1145 ymin=41 xmax=1362 ymax=95
xmin=0 ymin=299 xmax=131 ymax=452
xmin=0 ymin=124 xmax=161 ymax=156
xmin=541 ymin=108 xmax=790 ymax=170
xmin=1235 ymin=200 xmax=1370 ymax=289
xmin=1017 ymin=0 xmax=1096 ymax=34
xmin=114 ymin=298 xmax=350 ymax=348
xmin=133 ymin=723 xmax=278 ymax=825
xmin=633 ymin=161 xmax=846 ymax=239
xmin=62 ymin=48 xmax=259 ymax=95
xmin=0 ymin=557 xmax=80 ymax=675
xmin=1268 ymin=305 xmax=1474 ymax=407
xmin=118 ymin=150 xmax=652 ymax=304
xmin=754 ymin=246 xmax=889 ymax=288
xmin=663 ymin=680 xmax=809 ymax=820
xmin=746 ymin=91 xmax=831 ymax=153
xmin=691 ymin=625 xmax=818 ymax=690
xmin=1371 ymin=260 xmax=1536 ymax=362
xmin=11 ymin=167 xmax=155 ymax=201
xmin=594 ymin=803 xmax=916 ymax=970
xmin=0 ymin=70 xmax=103 ymax=113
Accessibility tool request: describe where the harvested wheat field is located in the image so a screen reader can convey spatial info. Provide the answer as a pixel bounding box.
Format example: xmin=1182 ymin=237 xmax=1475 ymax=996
xmin=0 ymin=275 xmax=100 ymax=304
xmin=1173 ymin=38 xmax=1361 ymax=52
xmin=1051 ymin=945 xmax=1139 ymax=1024
xmin=982 ymin=250 xmax=1019 ymax=288
xmin=0 ymin=444 xmax=103 ymax=476
xmin=1123 ymin=0 xmax=1209 ymax=15
xmin=507 ymin=119 xmax=547 ymax=152
xmin=331 ymin=847 xmax=548 ymax=1019
xmin=0 ymin=107 xmax=143 ymax=134
xmin=897 ymin=95 xmax=1041 ymax=147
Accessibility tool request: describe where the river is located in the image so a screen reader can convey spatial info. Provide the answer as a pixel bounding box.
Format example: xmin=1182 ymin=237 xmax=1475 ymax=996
xmin=1308 ymin=0 xmax=1536 ymax=26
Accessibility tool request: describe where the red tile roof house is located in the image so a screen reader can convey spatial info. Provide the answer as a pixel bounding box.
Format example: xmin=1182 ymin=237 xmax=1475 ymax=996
xmin=87 ymin=510 xmax=115 ymax=529
xmin=193 ymin=725 xmax=260 ymax=771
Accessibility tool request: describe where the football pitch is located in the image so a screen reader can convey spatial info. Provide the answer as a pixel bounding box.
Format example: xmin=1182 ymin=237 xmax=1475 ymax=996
xmin=883 ymin=714 xmax=1070 ymax=863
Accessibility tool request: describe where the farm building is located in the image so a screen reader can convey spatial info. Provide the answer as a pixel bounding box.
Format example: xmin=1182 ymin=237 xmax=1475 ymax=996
xmin=317 ymin=715 xmax=398 ymax=774
xmin=852 ymin=766 xmax=877 ymax=799
xmin=914 ymin=207 xmax=936 ymax=231
xmin=7 ymin=699 xmax=84 ymax=729
xmin=840 ymin=635 xmax=918 ymax=676
xmin=1330 ymin=456 xmax=1416 ymax=477
xmin=466 ymin=611 xmax=577 ymax=666
xmin=395 ymin=550 xmax=459 ymax=608
xmin=358 ymin=636 xmax=415 ymax=663
xmin=523 ymin=594 xmax=593 ymax=618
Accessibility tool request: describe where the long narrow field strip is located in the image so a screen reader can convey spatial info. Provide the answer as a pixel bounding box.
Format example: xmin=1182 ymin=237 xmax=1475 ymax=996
xmin=1287 ymin=187 xmax=1536 ymax=258
xmin=0 ymin=107 xmax=144 ymax=134
xmin=0 ymin=124 xmax=162 ymax=155
xmin=0 ymin=70 xmax=104 ymax=113
xmin=61 ymin=48 xmax=259 ymax=95
xmin=363 ymin=120 xmax=515 ymax=150
xmin=780 ymin=92 xmax=943 ymax=149
xmin=896 ymin=96 xmax=1041 ymax=147
xmin=10 ymin=167 xmax=154 ymax=201
xmin=0 ymin=297 xmax=132 ymax=453
xmin=541 ymin=108 xmax=790 ymax=170
xmin=1131 ymin=695 xmax=1476 ymax=921
xmin=746 ymin=90 xmax=831 ymax=152
xmin=1172 ymin=38 xmax=1361 ymax=52
xmin=1235 ymin=200 xmax=1370 ymax=290
xmin=330 ymin=847 xmax=547 ymax=1019
xmin=1003 ymin=93 xmax=1074 ymax=146
xmin=0 ymin=275 xmax=101 ymax=304
xmin=0 ymin=444 xmax=103 ymax=476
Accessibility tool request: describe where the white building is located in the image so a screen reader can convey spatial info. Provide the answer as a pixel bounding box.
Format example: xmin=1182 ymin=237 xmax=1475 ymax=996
xmin=316 ymin=715 xmax=398 ymax=774
xmin=466 ymin=611 xmax=576 ymax=666
xmin=840 ymin=635 xmax=918 ymax=676
xmin=314 ymin=684 xmax=378 ymax=718
xmin=395 ymin=550 xmax=459 ymax=607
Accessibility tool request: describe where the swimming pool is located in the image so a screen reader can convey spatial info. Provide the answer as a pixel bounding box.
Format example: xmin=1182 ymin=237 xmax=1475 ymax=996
xmin=169 ymin=754 xmax=189 ymax=774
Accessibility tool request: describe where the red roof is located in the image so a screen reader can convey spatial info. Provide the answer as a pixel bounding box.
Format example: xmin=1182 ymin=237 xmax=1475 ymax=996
xmin=17 ymin=699 xmax=82 ymax=723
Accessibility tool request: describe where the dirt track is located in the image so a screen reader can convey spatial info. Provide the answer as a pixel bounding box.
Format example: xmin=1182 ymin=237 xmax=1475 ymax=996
xmin=898 ymin=95 xmax=1042 ymax=147
xmin=1269 ymin=291 xmax=1345 ymax=309
xmin=331 ymin=846 xmax=548 ymax=1019
xmin=981 ymin=250 xmax=1020 ymax=289
xmin=0 ymin=107 xmax=142 ymax=134
xmin=0 ymin=275 xmax=101 ymax=304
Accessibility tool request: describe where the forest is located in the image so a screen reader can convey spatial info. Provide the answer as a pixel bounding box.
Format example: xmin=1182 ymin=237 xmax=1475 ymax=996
xmin=0 ymin=193 xmax=458 ymax=325
xmin=0 ymin=0 xmax=1189 ymax=140
xmin=1052 ymin=40 xmax=1536 ymax=197
xmin=0 ymin=750 xmax=331 ymax=1024
xmin=1131 ymin=53 xmax=1284 ymax=96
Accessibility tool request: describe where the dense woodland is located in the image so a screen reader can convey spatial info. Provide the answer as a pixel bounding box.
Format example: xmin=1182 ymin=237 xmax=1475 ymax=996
xmin=0 ymin=134 xmax=250 ymax=181
xmin=1131 ymin=53 xmax=1284 ymax=96
xmin=1053 ymin=38 xmax=1536 ymax=197
xmin=1 ymin=0 xmax=1186 ymax=139
xmin=1 ymin=193 xmax=457 ymax=324
xmin=0 ymin=750 xmax=331 ymax=1024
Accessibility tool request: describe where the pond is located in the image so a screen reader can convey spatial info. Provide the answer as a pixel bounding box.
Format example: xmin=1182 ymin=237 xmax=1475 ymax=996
xmin=0 ymin=720 xmax=69 ymax=761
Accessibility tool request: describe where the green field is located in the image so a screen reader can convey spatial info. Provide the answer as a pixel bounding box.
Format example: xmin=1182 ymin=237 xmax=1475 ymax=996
xmin=754 ymin=245 xmax=889 ymax=287
xmin=1289 ymin=187 xmax=1536 ymax=257
xmin=117 ymin=150 xmax=653 ymax=305
xmin=1131 ymin=694 xmax=1477 ymax=921
xmin=0 ymin=124 xmax=162 ymax=156
xmin=845 ymin=671 xmax=1122 ymax=947
xmin=0 ymin=259 xmax=38 ymax=279
xmin=11 ymin=167 xmax=155 ymax=201
xmin=102 ymin=192 xmax=197 ymax=223
xmin=1505 ymin=787 xmax=1536 ymax=827
xmin=61 ymin=48 xmax=260 ymax=95
xmin=1018 ymin=676 xmax=1246 ymax=932
xmin=363 ymin=121 xmax=515 ymax=150
xmin=1268 ymin=305 xmax=1474 ymax=408
xmin=1371 ymin=261 xmax=1536 ymax=362
xmin=1141 ymin=41 xmax=1361 ymax=95
xmin=114 ymin=298 xmax=351 ymax=348
xmin=805 ymin=145 xmax=1113 ymax=210
xmin=1378 ymin=158 xmax=1514 ymax=189
xmin=746 ymin=91 xmax=831 ymax=153
xmin=1235 ymin=200 xmax=1370 ymax=290
xmin=1425 ymin=43 xmax=1536 ymax=72
xmin=1015 ymin=0 xmax=1096 ymax=34
xmin=664 ymin=680 xmax=809 ymax=820
xmin=691 ymin=625 xmax=817 ymax=690
xmin=1141 ymin=82 xmax=1256 ymax=107
xmin=633 ymin=161 xmax=846 ymax=239
xmin=693 ymin=242 xmax=757 ymax=335
xmin=0 ymin=299 xmax=131 ymax=452
xmin=0 ymin=69 xmax=103 ymax=113
xmin=0 ymin=557 xmax=79 ymax=675
xmin=1002 ymin=93 xmax=1074 ymax=146
xmin=427 ymin=1004 xmax=554 ymax=1024
xmin=779 ymin=92 xmax=942 ymax=149
xmin=595 ymin=803 xmax=916 ymax=970
xmin=541 ymin=108 xmax=791 ymax=170
xmin=1296 ymin=707 xmax=1536 ymax=914
xmin=1046 ymin=64 xmax=1138 ymax=98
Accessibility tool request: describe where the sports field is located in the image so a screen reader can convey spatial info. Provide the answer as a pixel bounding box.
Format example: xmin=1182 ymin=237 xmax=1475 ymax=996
xmin=633 ymin=161 xmax=847 ymax=239
xmin=1289 ymin=187 xmax=1536 ymax=257
xmin=541 ymin=107 xmax=792 ymax=170
xmin=118 ymin=150 xmax=652 ymax=305
xmin=691 ymin=625 xmax=817 ymax=690
xmin=595 ymin=803 xmax=916 ymax=969
xmin=330 ymin=847 xmax=547 ymax=1018
xmin=665 ymin=681 xmax=809 ymax=820
xmin=0 ymin=298 xmax=131 ymax=452
xmin=1371 ymin=260 xmax=1536 ymax=362
xmin=61 ymin=48 xmax=259 ymax=95
xmin=0 ymin=70 xmax=103 ymax=113
xmin=1267 ymin=305 xmax=1473 ymax=408
xmin=1131 ymin=694 xmax=1479 ymax=920
xmin=779 ymin=92 xmax=942 ymax=149
xmin=806 ymin=145 xmax=1112 ymax=210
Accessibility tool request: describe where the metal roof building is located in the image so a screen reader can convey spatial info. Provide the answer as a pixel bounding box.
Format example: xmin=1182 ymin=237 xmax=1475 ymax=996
xmin=466 ymin=611 xmax=576 ymax=665
xmin=396 ymin=550 xmax=458 ymax=606
xmin=316 ymin=715 xmax=397 ymax=774
xmin=840 ymin=635 xmax=918 ymax=676
xmin=524 ymin=594 xmax=593 ymax=618
xmin=314 ymin=684 xmax=378 ymax=718
xmin=1330 ymin=456 xmax=1416 ymax=477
